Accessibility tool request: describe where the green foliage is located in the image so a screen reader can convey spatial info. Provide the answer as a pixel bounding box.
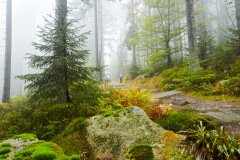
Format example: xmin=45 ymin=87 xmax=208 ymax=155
xmin=62 ymin=118 xmax=87 ymax=136
xmin=158 ymin=65 xmax=228 ymax=93
xmin=209 ymin=44 xmax=236 ymax=72
xmin=52 ymin=118 xmax=95 ymax=159
xmin=32 ymin=103 xmax=78 ymax=140
xmin=227 ymin=28 xmax=240 ymax=56
xmin=69 ymin=154 xmax=81 ymax=160
xmin=17 ymin=5 xmax=99 ymax=103
xmin=213 ymin=77 xmax=240 ymax=96
xmin=126 ymin=144 xmax=154 ymax=160
xmin=156 ymin=110 xmax=216 ymax=132
xmin=0 ymin=93 xmax=100 ymax=141
xmin=0 ymin=96 xmax=34 ymax=140
xmin=0 ymin=147 xmax=10 ymax=155
xmin=197 ymin=24 xmax=215 ymax=69
xmin=182 ymin=122 xmax=240 ymax=160
xmin=128 ymin=62 xmax=140 ymax=79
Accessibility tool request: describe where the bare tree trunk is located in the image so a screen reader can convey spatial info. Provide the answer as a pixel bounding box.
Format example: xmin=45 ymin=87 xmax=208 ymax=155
xmin=235 ymin=0 xmax=240 ymax=30
xmin=2 ymin=0 xmax=12 ymax=103
xmin=94 ymin=0 xmax=99 ymax=80
xmin=99 ymin=0 xmax=103 ymax=81
xmin=185 ymin=0 xmax=198 ymax=70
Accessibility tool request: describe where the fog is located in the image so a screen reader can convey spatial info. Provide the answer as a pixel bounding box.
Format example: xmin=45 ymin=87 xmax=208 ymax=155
xmin=0 ymin=0 xmax=239 ymax=99
xmin=0 ymin=0 xmax=128 ymax=99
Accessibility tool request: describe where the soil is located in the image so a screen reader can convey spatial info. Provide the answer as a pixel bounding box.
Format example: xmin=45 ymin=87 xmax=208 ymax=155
xmin=159 ymin=93 xmax=240 ymax=135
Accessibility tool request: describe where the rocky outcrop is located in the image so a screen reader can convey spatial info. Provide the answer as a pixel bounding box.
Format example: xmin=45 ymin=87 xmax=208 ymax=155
xmin=86 ymin=106 xmax=167 ymax=160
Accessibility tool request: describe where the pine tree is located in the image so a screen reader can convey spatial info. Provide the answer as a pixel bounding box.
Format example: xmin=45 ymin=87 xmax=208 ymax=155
xmin=17 ymin=5 xmax=97 ymax=103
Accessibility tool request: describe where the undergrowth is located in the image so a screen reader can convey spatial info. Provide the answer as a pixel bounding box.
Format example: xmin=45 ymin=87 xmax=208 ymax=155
xmin=52 ymin=117 xmax=95 ymax=160
xmin=98 ymin=88 xmax=152 ymax=114
xmin=181 ymin=121 xmax=240 ymax=160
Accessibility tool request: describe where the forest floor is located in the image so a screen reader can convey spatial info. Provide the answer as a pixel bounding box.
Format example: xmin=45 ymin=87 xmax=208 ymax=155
xmin=108 ymin=81 xmax=240 ymax=135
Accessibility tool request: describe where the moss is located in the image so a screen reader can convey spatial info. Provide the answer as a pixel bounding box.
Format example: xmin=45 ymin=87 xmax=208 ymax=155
xmin=156 ymin=110 xmax=217 ymax=132
xmin=0 ymin=154 xmax=7 ymax=159
xmin=0 ymin=143 xmax=11 ymax=147
xmin=69 ymin=154 xmax=81 ymax=160
xmin=127 ymin=144 xmax=154 ymax=160
xmin=32 ymin=150 xmax=56 ymax=160
xmin=0 ymin=147 xmax=10 ymax=155
xmin=13 ymin=140 xmax=67 ymax=160
xmin=13 ymin=133 xmax=37 ymax=142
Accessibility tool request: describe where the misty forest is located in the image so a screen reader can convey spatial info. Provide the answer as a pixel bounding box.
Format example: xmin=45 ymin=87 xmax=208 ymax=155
xmin=2 ymin=0 xmax=240 ymax=159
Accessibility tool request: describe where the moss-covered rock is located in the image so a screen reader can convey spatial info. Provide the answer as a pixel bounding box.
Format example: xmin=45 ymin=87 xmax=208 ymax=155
xmin=87 ymin=106 xmax=165 ymax=159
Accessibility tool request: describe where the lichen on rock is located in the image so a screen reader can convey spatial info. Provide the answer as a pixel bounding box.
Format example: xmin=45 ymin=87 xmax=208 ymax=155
xmin=86 ymin=106 xmax=165 ymax=160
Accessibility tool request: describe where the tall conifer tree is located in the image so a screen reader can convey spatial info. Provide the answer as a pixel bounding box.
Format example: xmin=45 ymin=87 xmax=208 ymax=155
xmin=18 ymin=3 xmax=97 ymax=103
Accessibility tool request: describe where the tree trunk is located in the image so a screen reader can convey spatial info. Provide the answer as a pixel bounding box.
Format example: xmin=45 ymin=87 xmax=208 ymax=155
xmin=99 ymin=0 xmax=103 ymax=81
xmin=2 ymin=0 xmax=12 ymax=103
xmin=94 ymin=0 xmax=99 ymax=80
xmin=235 ymin=0 xmax=240 ymax=30
xmin=185 ymin=0 xmax=198 ymax=70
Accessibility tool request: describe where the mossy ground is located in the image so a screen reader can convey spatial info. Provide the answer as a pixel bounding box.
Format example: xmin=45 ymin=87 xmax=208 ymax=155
xmin=156 ymin=110 xmax=217 ymax=132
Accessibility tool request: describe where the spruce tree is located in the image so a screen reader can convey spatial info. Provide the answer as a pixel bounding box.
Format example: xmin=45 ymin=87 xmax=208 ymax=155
xmin=18 ymin=5 xmax=97 ymax=103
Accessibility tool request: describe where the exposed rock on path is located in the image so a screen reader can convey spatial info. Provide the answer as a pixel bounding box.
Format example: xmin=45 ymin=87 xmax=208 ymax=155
xmin=160 ymin=93 xmax=240 ymax=135
xmin=155 ymin=90 xmax=182 ymax=99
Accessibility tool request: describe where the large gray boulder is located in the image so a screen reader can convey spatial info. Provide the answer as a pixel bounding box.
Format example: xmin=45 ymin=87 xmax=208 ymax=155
xmin=86 ymin=106 xmax=166 ymax=160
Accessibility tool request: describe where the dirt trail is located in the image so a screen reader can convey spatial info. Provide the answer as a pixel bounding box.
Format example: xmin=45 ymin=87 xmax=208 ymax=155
xmin=108 ymin=81 xmax=240 ymax=135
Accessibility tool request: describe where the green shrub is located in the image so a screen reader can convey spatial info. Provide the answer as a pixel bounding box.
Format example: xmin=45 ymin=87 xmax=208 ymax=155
xmin=156 ymin=110 xmax=216 ymax=132
xmin=62 ymin=118 xmax=87 ymax=136
xmin=213 ymin=77 xmax=240 ymax=96
xmin=52 ymin=118 xmax=95 ymax=159
xmin=0 ymin=147 xmax=10 ymax=155
xmin=32 ymin=150 xmax=56 ymax=160
xmin=182 ymin=121 xmax=240 ymax=159
xmin=69 ymin=154 xmax=81 ymax=160
xmin=127 ymin=144 xmax=154 ymax=160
